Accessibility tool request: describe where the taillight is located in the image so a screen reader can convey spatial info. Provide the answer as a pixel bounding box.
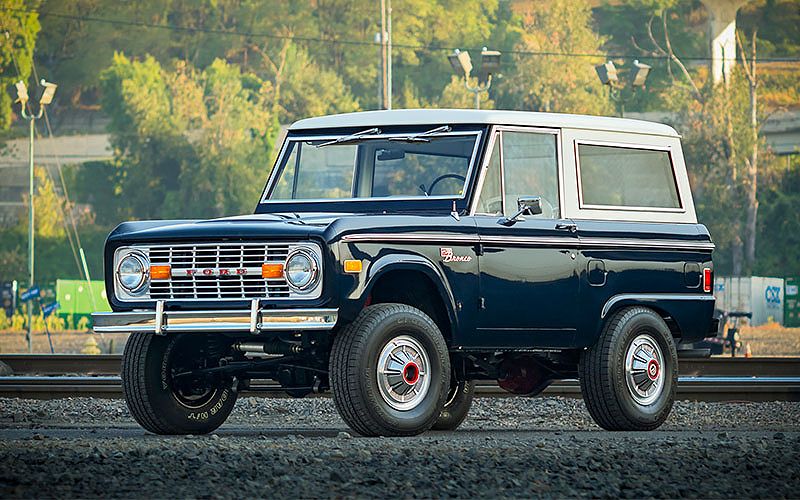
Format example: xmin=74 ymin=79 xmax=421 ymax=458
xmin=703 ymin=268 xmax=712 ymax=293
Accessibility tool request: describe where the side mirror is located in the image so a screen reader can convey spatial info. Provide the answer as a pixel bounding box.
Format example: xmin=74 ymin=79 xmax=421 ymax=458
xmin=499 ymin=196 xmax=542 ymax=226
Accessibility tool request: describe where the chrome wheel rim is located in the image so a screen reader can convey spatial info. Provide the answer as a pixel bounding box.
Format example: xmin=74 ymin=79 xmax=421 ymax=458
xmin=377 ymin=335 xmax=431 ymax=411
xmin=624 ymin=333 xmax=665 ymax=406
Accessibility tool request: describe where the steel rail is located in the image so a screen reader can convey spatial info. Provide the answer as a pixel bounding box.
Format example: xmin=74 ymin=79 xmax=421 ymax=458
xmin=1 ymin=375 xmax=798 ymax=402
xmin=0 ymin=355 xmax=798 ymax=402
xmin=1 ymin=354 xmax=798 ymax=377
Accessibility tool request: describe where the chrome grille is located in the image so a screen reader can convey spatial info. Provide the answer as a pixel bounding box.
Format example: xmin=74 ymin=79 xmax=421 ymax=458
xmin=147 ymin=242 xmax=291 ymax=300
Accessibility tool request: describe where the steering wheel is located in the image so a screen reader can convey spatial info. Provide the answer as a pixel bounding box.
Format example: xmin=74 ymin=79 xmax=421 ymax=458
xmin=428 ymin=173 xmax=466 ymax=195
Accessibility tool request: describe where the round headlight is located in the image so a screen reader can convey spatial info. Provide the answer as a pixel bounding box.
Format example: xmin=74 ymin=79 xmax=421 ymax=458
xmin=116 ymin=252 xmax=148 ymax=293
xmin=284 ymin=249 xmax=319 ymax=292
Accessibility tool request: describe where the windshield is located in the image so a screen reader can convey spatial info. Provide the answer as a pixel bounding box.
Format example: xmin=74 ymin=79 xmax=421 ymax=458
xmin=265 ymin=132 xmax=479 ymax=201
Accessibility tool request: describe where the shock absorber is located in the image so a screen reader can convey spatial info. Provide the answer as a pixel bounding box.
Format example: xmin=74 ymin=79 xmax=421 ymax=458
xmin=233 ymin=340 xmax=303 ymax=356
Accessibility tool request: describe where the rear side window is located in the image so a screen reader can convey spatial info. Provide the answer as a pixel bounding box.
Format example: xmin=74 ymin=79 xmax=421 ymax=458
xmin=577 ymin=144 xmax=681 ymax=209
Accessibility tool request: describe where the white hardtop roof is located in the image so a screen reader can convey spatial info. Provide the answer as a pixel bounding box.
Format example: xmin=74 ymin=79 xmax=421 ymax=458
xmin=289 ymin=109 xmax=679 ymax=137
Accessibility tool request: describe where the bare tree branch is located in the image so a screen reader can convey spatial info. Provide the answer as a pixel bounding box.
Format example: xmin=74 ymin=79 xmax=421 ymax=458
xmin=645 ymin=15 xmax=675 ymax=82
xmin=660 ymin=11 xmax=703 ymax=102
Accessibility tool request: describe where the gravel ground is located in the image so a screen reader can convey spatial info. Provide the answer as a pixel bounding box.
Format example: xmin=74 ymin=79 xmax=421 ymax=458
xmin=1 ymin=397 xmax=799 ymax=498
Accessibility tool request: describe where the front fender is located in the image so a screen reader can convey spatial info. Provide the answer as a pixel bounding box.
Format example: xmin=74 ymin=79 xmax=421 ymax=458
xmin=340 ymin=252 xmax=460 ymax=333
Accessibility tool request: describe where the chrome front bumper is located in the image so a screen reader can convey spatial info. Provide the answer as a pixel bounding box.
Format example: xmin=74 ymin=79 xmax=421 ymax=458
xmin=92 ymin=300 xmax=338 ymax=334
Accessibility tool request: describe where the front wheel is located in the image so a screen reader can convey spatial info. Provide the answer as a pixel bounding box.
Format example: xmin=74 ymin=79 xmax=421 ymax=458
xmin=330 ymin=304 xmax=450 ymax=437
xmin=579 ymin=307 xmax=678 ymax=431
xmin=122 ymin=332 xmax=237 ymax=435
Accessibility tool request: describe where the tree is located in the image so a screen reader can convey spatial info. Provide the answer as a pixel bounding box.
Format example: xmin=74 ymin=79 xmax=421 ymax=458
xmin=99 ymin=53 xmax=278 ymax=221
xmin=736 ymin=30 xmax=761 ymax=274
xmin=19 ymin=166 xmax=67 ymax=238
xmin=253 ymin=42 xmax=359 ymax=123
xmin=0 ymin=1 xmax=40 ymax=129
xmin=495 ymin=0 xmax=611 ymax=115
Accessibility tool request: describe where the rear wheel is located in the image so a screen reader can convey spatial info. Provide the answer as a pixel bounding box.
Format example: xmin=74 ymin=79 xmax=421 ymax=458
xmin=122 ymin=332 xmax=237 ymax=435
xmin=579 ymin=307 xmax=677 ymax=431
xmin=330 ymin=304 xmax=450 ymax=437
xmin=432 ymin=379 xmax=475 ymax=431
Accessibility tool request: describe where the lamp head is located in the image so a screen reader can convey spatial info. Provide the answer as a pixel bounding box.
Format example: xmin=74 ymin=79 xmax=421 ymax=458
xmin=447 ymin=49 xmax=473 ymax=78
xmin=477 ymin=48 xmax=501 ymax=84
xmin=595 ymin=61 xmax=618 ymax=86
xmin=14 ymin=81 xmax=29 ymax=105
xmin=38 ymin=79 xmax=58 ymax=105
xmin=631 ymin=60 xmax=652 ymax=88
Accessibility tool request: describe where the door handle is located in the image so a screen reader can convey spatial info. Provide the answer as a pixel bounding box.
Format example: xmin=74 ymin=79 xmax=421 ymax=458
xmin=555 ymin=222 xmax=577 ymax=233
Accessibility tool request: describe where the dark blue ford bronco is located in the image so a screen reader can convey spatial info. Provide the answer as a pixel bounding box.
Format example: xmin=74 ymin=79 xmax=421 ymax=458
xmin=94 ymin=109 xmax=716 ymax=436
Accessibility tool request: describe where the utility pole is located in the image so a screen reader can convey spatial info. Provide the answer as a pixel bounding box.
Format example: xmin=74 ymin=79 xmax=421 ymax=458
xmin=15 ymin=79 xmax=57 ymax=352
xmin=26 ymin=101 xmax=35 ymax=352
xmin=379 ymin=0 xmax=389 ymax=110
xmin=387 ymin=0 xmax=392 ymax=110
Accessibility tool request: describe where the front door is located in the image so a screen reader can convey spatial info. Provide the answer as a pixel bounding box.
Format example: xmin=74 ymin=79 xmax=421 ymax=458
xmin=473 ymin=129 xmax=579 ymax=349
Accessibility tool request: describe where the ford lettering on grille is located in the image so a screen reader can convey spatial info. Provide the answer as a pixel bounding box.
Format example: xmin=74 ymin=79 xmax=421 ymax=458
xmin=182 ymin=268 xmax=251 ymax=277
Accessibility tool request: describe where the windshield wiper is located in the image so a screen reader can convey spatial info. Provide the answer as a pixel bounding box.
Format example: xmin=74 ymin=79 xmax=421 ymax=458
xmin=315 ymin=127 xmax=382 ymax=148
xmin=388 ymin=125 xmax=452 ymax=143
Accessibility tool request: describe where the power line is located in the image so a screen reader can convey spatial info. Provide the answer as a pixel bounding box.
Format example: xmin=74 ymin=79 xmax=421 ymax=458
xmin=4 ymin=6 xmax=800 ymax=63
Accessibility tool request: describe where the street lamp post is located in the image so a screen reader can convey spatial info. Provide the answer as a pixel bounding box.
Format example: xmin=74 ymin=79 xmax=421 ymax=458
xmin=15 ymin=79 xmax=57 ymax=352
xmin=595 ymin=60 xmax=651 ymax=117
xmin=448 ymin=48 xmax=501 ymax=109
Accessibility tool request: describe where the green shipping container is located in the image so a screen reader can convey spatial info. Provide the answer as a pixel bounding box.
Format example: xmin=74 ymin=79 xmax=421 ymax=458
xmin=55 ymin=280 xmax=111 ymax=318
xmin=785 ymin=277 xmax=800 ymax=328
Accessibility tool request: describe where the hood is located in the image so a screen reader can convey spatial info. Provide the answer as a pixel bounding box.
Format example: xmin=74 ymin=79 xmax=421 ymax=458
xmin=106 ymin=212 xmax=354 ymax=244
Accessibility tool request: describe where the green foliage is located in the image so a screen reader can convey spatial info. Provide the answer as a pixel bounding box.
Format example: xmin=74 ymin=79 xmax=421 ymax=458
xmin=261 ymin=43 xmax=359 ymax=122
xmin=664 ymin=69 xmax=777 ymax=274
xmin=0 ymin=1 xmax=40 ymax=129
xmin=738 ymin=0 xmax=800 ymax=57
xmin=98 ymin=53 xmax=277 ymax=219
xmin=495 ymin=0 xmax=612 ymax=114
xmin=2 ymin=0 xmax=797 ymax=283
xmin=16 ymin=167 xmax=66 ymax=238
xmin=756 ymin=156 xmax=800 ymax=276
xmin=594 ymin=1 xmax=707 ymax=111
xmin=436 ymin=76 xmax=495 ymax=109
xmin=0 ymin=226 xmax=107 ymax=285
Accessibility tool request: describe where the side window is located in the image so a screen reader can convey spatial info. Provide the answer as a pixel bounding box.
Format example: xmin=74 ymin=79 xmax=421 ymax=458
xmin=502 ymin=131 xmax=560 ymax=218
xmin=578 ymin=144 xmax=681 ymax=209
xmin=475 ymin=135 xmax=502 ymax=215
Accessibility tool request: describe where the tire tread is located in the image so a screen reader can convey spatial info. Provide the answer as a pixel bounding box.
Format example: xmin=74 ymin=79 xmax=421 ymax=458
xmin=579 ymin=306 xmax=675 ymax=431
xmin=330 ymin=303 xmax=448 ymax=436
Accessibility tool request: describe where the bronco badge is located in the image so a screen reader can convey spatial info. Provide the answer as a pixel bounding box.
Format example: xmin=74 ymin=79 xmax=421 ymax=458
xmin=440 ymin=247 xmax=472 ymax=263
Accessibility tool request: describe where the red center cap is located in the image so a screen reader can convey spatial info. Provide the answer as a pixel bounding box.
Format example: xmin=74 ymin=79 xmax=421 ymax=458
xmin=403 ymin=362 xmax=420 ymax=385
xmin=647 ymin=359 xmax=660 ymax=381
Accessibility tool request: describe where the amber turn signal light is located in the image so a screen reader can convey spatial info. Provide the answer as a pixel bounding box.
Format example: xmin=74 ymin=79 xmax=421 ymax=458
xmin=262 ymin=263 xmax=284 ymax=279
xmin=343 ymin=259 xmax=362 ymax=273
xmin=150 ymin=265 xmax=171 ymax=280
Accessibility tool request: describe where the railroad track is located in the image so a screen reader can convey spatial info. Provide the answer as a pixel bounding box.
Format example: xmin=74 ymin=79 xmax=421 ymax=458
xmin=1 ymin=354 xmax=799 ymax=401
